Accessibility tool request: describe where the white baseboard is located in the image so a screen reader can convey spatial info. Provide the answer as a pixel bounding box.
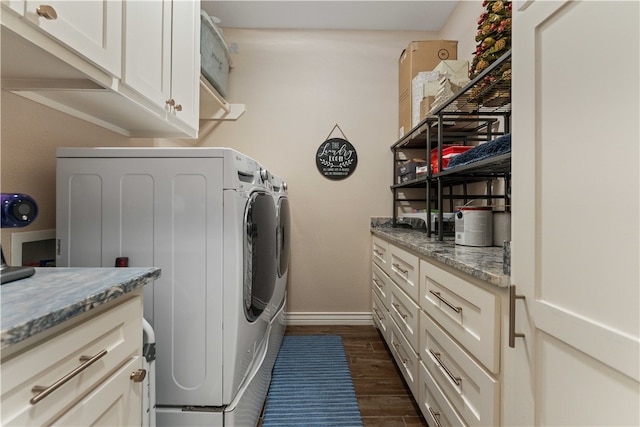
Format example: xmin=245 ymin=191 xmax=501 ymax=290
xmin=285 ymin=312 xmax=373 ymax=326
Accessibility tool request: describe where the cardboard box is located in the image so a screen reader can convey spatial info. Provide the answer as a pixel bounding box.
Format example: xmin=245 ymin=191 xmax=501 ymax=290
xmin=398 ymin=40 xmax=457 ymax=137
xmin=433 ymin=60 xmax=470 ymax=87
xmin=412 ymin=71 xmax=440 ymax=128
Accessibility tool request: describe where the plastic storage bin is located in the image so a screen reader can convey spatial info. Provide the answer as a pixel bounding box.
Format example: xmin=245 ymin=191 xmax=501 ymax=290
xmin=430 ymin=146 xmax=474 ymax=174
xmin=200 ymin=11 xmax=231 ymax=97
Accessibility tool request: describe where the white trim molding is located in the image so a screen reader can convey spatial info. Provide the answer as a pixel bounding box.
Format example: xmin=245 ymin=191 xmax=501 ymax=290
xmin=286 ymin=312 xmax=373 ymax=326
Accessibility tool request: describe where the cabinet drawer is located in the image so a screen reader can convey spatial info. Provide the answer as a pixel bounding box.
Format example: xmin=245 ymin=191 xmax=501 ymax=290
xmin=389 ymin=281 xmax=420 ymax=353
xmin=372 ymin=262 xmax=391 ymax=310
xmin=372 ymin=236 xmax=390 ymax=274
xmin=389 ymin=317 xmax=419 ymax=398
xmin=420 ymin=259 xmax=500 ymax=373
xmin=1 ymin=296 xmax=143 ymax=427
xmin=389 ymin=243 xmax=419 ymax=301
xmin=52 ymin=356 xmax=142 ymax=426
xmin=420 ymin=312 xmax=499 ymax=427
xmin=372 ymin=292 xmax=389 ymax=342
xmin=419 ymin=361 xmax=467 ymax=427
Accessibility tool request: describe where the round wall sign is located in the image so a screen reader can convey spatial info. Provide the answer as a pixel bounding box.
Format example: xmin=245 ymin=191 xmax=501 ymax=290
xmin=316 ymin=138 xmax=358 ymax=180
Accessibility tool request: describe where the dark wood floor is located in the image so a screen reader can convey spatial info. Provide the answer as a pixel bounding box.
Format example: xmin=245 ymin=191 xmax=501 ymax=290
xmin=283 ymin=325 xmax=429 ymax=427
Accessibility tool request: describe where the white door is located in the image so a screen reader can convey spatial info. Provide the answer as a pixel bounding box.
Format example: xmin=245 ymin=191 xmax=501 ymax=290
xmin=25 ymin=0 xmax=122 ymax=76
xmin=508 ymin=1 xmax=640 ymax=426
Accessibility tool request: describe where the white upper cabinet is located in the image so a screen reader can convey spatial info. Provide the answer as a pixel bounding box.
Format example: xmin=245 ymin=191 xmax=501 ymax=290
xmin=123 ymin=0 xmax=199 ymax=134
xmin=1 ymin=0 xmax=200 ymax=138
xmin=24 ymin=1 xmax=122 ymax=77
xmin=122 ymin=0 xmax=172 ymax=107
xmin=3 ymin=0 xmax=24 ymax=15
xmin=168 ymin=0 xmax=200 ymax=132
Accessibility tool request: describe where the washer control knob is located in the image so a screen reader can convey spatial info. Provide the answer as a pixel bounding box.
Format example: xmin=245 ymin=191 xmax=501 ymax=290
xmin=260 ymin=169 xmax=269 ymax=183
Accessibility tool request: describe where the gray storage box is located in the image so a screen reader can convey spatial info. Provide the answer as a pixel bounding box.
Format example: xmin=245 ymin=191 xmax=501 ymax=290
xmin=200 ymin=11 xmax=231 ymax=97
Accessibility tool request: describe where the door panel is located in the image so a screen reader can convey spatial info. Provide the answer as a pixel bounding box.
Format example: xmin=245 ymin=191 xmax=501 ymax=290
xmin=509 ymin=1 xmax=640 ymax=425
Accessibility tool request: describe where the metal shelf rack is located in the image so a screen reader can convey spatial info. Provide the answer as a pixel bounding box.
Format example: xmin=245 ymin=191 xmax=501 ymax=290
xmin=390 ymin=50 xmax=512 ymax=239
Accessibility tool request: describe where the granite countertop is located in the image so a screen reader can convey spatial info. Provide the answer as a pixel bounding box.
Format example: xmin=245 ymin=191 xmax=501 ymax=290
xmin=371 ymin=219 xmax=510 ymax=288
xmin=1 ymin=267 xmax=161 ymax=350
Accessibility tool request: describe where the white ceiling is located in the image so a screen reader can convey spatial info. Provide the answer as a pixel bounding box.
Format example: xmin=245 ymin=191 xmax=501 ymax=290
xmin=200 ymin=1 xmax=459 ymax=32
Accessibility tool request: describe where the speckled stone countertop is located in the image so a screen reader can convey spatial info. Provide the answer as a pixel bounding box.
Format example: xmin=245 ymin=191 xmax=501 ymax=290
xmin=1 ymin=267 xmax=161 ymax=350
xmin=371 ymin=218 xmax=509 ymax=288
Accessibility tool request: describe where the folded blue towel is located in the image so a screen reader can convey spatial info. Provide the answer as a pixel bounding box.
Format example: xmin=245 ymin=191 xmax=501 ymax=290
xmin=445 ymin=133 xmax=511 ymax=170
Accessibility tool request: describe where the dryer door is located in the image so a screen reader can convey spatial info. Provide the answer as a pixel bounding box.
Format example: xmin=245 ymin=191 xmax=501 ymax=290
xmin=244 ymin=191 xmax=277 ymax=321
xmin=277 ymin=197 xmax=291 ymax=278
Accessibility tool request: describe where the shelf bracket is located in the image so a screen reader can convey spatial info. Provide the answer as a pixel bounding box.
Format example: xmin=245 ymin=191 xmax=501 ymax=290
xmin=199 ymin=76 xmax=245 ymax=121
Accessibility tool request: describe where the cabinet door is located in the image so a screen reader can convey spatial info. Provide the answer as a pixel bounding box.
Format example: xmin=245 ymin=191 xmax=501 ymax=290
xmin=509 ymin=1 xmax=640 ymax=426
xmin=122 ymin=0 xmax=172 ymax=108
xmin=24 ymin=0 xmax=121 ymax=77
xmin=2 ymin=0 xmax=24 ymax=15
xmin=168 ymin=0 xmax=200 ymax=131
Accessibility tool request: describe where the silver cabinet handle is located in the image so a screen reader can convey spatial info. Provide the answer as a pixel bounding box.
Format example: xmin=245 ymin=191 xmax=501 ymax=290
xmin=36 ymin=5 xmax=57 ymax=19
xmin=509 ymin=285 xmax=526 ymax=348
xmin=372 ymin=277 xmax=382 ymax=288
xmin=30 ymin=349 xmax=108 ymax=404
xmin=373 ymin=248 xmax=383 ymax=256
xmin=392 ymin=263 xmax=408 ymax=274
xmin=429 ymin=349 xmax=461 ymax=386
xmin=429 ymin=407 xmax=443 ymax=427
xmin=372 ymin=307 xmax=384 ymax=321
xmin=392 ymin=342 xmax=408 ymax=364
xmin=429 ymin=290 xmax=461 ymax=313
xmin=174 ymin=104 xmax=182 ymax=112
xmin=391 ymin=302 xmax=408 ymax=319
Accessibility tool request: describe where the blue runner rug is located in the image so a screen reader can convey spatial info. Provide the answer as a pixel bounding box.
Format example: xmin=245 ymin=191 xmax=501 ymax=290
xmin=262 ymin=335 xmax=364 ymax=427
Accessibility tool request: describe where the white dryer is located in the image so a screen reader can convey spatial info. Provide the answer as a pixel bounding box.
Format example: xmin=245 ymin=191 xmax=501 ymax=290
xmin=56 ymin=147 xmax=280 ymax=426
xmin=270 ymin=174 xmax=290 ymax=316
xmin=265 ymin=174 xmax=289 ymax=367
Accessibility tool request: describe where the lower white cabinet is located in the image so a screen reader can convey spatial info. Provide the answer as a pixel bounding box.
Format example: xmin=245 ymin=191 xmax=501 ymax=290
xmin=371 ymin=235 xmax=504 ymax=425
xmin=420 ymin=311 xmax=499 ymax=427
xmin=389 ymin=317 xmax=420 ymax=397
xmin=419 ymin=361 xmax=467 ymax=427
xmin=420 ymin=259 xmax=500 ymax=374
xmin=372 ymin=292 xmax=389 ymax=342
xmin=1 ymin=292 xmax=144 ymax=427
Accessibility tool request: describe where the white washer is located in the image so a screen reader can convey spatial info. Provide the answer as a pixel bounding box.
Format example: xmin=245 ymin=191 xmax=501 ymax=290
xmin=56 ymin=147 xmax=279 ymax=426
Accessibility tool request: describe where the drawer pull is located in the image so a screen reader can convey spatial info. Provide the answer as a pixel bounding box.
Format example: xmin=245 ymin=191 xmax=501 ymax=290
xmin=392 ymin=342 xmax=408 ymax=364
xmin=392 ymin=263 xmax=409 ymax=274
xmin=391 ymin=303 xmax=408 ymax=319
xmin=36 ymin=5 xmax=57 ymax=20
xmin=372 ymin=278 xmax=382 ymax=288
xmin=372 ymin=307 xmax=385 ymax=321
xmin=429 ymin=349 xmax=461 ymax=387
xmin=373 ymin=248 xmax=385 ymax=257
xmin=428 ymin=407 xmax=443 ymax=427
xmin=509 ymin=284 xmax=526 ymax=348
xmin=30 ymin=349 xmax=108 ymax=405
xmin=429 ymin=290 xmax=462 ymax=313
